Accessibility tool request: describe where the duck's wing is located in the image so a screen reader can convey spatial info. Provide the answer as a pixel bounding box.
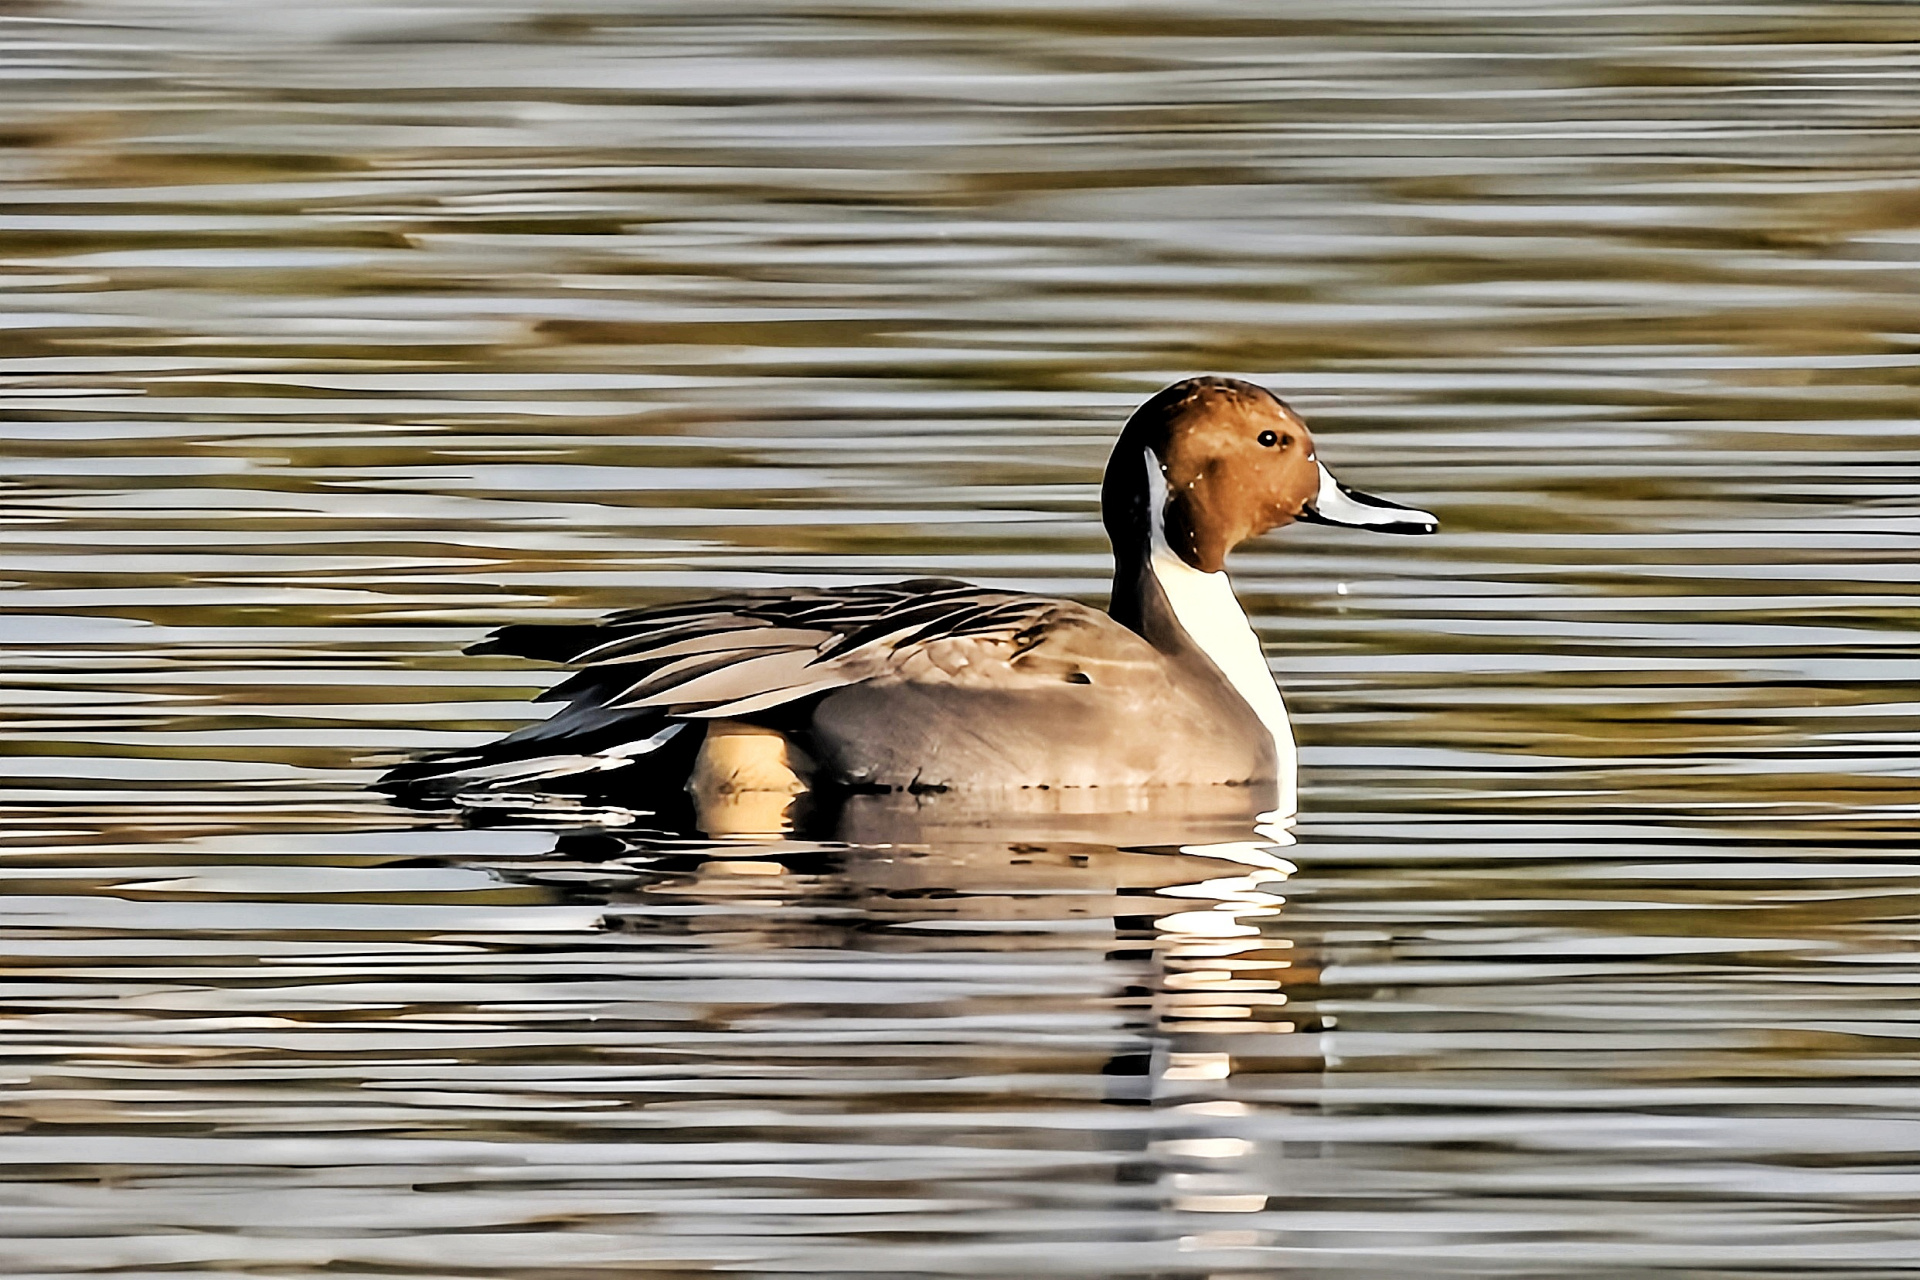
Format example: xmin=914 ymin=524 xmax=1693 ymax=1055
xmin=485 ymin=577 xmax=1121 ymax=720
xmin=381 ymin=579 xmax=1134 ymax=803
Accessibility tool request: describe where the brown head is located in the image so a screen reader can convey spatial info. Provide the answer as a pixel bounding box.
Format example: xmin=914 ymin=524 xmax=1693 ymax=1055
xmin=1102 ymin=376 xmax=1436 ymax=573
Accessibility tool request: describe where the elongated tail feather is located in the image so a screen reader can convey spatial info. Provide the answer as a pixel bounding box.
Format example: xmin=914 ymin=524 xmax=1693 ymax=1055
xmin=378 ymin=717 xmax=697 ymax=808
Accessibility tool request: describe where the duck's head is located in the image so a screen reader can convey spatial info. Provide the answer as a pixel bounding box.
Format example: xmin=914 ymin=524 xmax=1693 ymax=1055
xmin=1102 ymin=375 xmax=1437 ymax=573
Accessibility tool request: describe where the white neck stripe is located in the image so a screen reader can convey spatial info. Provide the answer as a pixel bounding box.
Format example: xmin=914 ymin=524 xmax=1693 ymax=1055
xmin=1142 ymin=449 xmax=1298 ymax=816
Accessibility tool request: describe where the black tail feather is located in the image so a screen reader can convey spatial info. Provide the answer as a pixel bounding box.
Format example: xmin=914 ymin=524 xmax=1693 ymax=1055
xmin=377 ymin=715 xmax=705 ymax=812
xmin=467 ymin=623 xmax=610 ymax=663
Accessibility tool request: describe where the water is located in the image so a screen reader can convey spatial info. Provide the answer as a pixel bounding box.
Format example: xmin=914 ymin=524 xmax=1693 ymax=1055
xmin=3 ymin=1 xmax=1919 ymax=1275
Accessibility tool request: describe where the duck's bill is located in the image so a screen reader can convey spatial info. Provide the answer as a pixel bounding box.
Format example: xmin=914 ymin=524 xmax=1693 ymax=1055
xmin=1298 ymin=462 xmax=1438 ymax=534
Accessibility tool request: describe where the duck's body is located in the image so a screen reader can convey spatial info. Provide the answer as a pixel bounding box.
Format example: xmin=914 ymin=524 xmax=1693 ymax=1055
xmin=383 ymin=377 xmax=1435 ymax=829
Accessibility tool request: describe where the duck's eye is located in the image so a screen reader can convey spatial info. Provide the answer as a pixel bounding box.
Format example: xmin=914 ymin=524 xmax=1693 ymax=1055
xmin=1257 ymin=430 xmax=1278 ymax=447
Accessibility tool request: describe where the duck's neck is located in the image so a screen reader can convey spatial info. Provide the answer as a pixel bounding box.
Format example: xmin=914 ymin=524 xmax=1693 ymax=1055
xmin=1108 ymin=448 xmax=1297 ymax=815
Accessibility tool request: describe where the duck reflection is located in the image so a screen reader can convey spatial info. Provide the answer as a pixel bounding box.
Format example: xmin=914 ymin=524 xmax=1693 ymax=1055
xmin=444 ymin=801 xmax=1315 ymax=1249
xmin=437 ymin=760 xmax=1285 ymax=845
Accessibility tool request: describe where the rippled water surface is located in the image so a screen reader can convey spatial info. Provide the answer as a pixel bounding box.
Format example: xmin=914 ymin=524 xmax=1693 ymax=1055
xmin=3 ymin=2 xmax=1919 ymax=1275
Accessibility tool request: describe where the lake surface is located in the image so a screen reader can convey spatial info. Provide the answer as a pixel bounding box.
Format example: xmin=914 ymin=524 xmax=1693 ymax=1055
xmin=2 ymin=1 xmax=1919 ymax=1275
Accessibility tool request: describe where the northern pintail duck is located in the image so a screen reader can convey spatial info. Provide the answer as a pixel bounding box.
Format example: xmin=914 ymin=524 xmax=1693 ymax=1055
xmin=384 ymin=376 xmax=1436 ymax=829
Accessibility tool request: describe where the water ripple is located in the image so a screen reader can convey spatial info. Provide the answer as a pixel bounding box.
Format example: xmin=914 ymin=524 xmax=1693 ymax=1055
xmin=1 ymin=0 xmax=1918 ymax=1275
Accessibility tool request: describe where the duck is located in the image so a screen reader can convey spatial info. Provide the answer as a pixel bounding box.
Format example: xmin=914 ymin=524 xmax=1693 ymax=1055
xmin=381 ymin=376 xmax=1436 ymax=831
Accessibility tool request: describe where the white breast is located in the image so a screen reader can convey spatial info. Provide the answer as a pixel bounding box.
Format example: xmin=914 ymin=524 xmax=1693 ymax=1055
xmin=1143 ymin=449 xmax=1299 ymax=818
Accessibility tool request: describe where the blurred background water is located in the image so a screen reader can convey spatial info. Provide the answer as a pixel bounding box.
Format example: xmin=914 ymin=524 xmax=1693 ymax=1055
xmin=1 ymin=1 xmax=1919 ymax=1275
